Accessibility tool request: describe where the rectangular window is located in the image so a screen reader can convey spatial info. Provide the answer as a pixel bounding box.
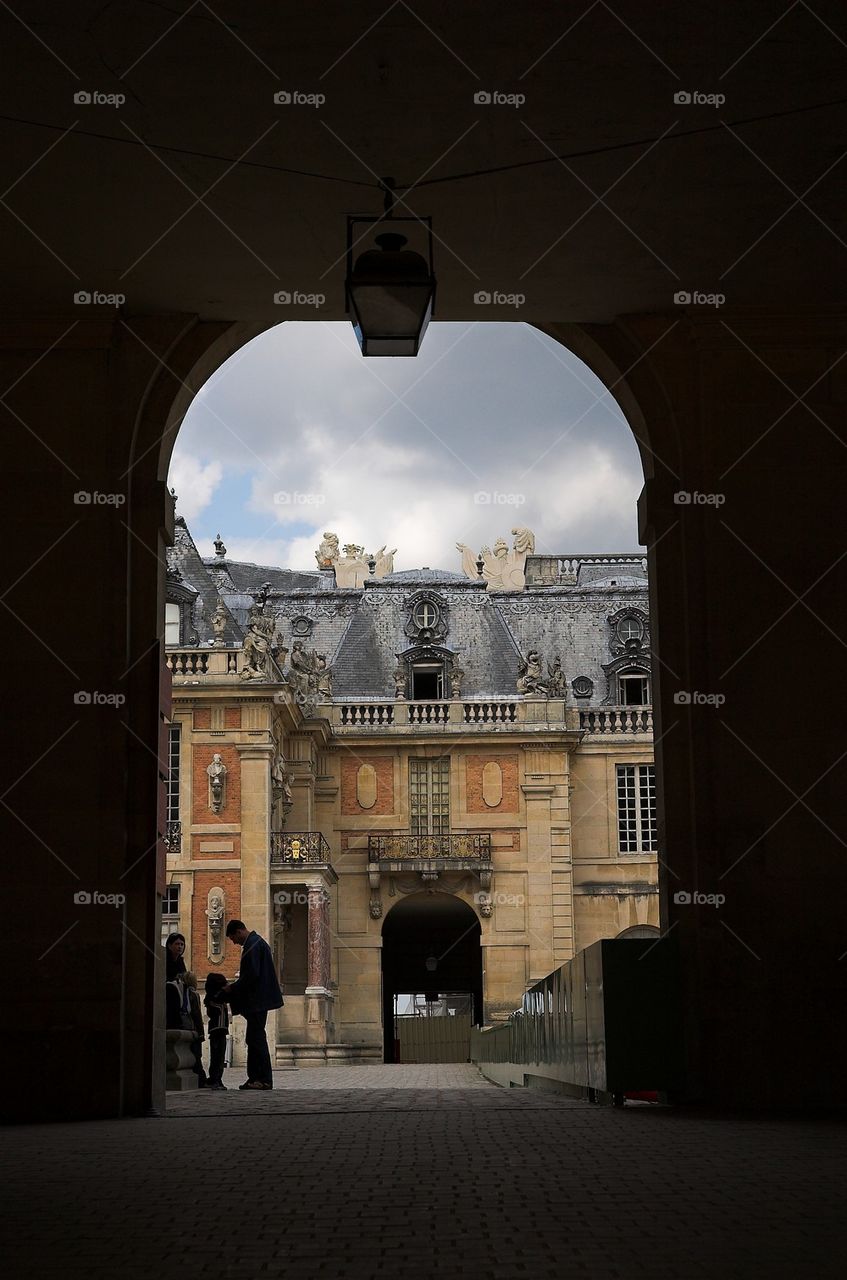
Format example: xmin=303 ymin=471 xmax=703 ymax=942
xmin=409 ymin=756 xmax=450 ymax=835
xmin=161 ymin=882 xmax=180 ymax=946
xmin=165 ymin=602 xmax=181 ymax=646
xmin=616 ymin=763 xmax=656 ymax=854
xmin=167 ymin=723 xmax=181 ymax=823
xmin=619 ymin=673 xmax=649 ymax=705
xmin=411 ymin=663 xmax=444 ymax=700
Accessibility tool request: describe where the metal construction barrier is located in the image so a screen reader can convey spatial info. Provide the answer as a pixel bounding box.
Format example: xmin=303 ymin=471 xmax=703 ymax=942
xmin=471 ymin=937 xmax=683 ymax=1099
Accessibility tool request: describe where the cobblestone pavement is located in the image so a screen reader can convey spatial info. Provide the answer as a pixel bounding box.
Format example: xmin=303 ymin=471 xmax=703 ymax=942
xmin=6 ymin=1064 xmax=847 ymax=1279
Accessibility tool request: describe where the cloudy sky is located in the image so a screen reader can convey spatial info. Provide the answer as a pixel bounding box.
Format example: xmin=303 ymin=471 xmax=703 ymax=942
xmin=168 ymin=321 xmax=645 ymax=573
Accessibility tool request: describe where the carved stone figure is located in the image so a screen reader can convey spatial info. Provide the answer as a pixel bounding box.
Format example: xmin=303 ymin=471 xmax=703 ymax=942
xmin=547 ymin=656 xmax=567 ymax=698
xmin=457 ymin=527 xmax=536 ymax=591
xmin=315 ymin=533 xmax=397 ymax=587
xmin=313 ymin=652 xmax=333 ymax=699
xmin=206 ymin=753 xmax=227 ymax=813
xmin=517 ymin=650 xmax=547 ymax=695
xmin=316 ymin=532 xmax=340 ymax=569
xmin=272 ymin=753 xmax=294 ymax=825
xmin=213 ymin=533 xmax=227 ymax=558
xmin=393 ymin=660 xmax=407 ymax=700
xmin=211 ymin=598 xmax=228 ymax=646
xmin=240 ymin=607 xmax=275 ymax=680
xmin=289 ymin=641 xmax=314 ymax=703
xmin=206 ymin=888 xmax=225 ymax=961
xmin=449 ymin=656 xmax=464 ymax=700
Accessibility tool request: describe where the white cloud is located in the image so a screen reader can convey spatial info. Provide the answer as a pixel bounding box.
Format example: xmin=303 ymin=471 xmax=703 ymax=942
xmin=168 ymin=453 xmax=223 ymax=521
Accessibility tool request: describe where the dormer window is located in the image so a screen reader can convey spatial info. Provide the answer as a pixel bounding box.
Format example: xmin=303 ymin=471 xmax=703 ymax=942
xmin=619 ymin=670 xmax=649 ymax=705
xmin=165 ymin=602 xmax=181 ymax=646
xmin=411 ymin=661 xmax=445 ymax=700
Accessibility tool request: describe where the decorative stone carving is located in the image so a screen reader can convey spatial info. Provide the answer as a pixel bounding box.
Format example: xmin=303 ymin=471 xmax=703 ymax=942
xmin=457 ymin=527 xmax=535 ymax=591
xmin=482 ymin=761 xmax=503 ymax=807
xmin=288 ymin=641 xmax=314 ymax=702
xmin=206 ymin=753 xmax=227 ymax=813
xmin=315 ymin=532 xmax=397 ymax=588
xmin=404 ymin=590 xmax=448 ymax=645
xmin=393 ymin=659 xmax=407 ymax=700
xmin=206 ymin=887 xmax=225 ymax=962
xmin=478 ymin=895 xmax=493 ymax=918
xmin=607 ymin=607 xmax=650 ymax=656
xmin=314 ymin=652 xmax=333 ymax=700
xmin=290 ymin=614 xmax=314 ymax=637
xmin=211 ymin=598 xmax=228 ymax=646
xmin=272 ymin=754 xmax=293 ymax=823
xmin=356 ymin=763 xmax=378 ymax=810
xmin=547 ymin=656 xmax=567 ymax=698
xmin=449 ymin=655 xmax=464 ymax=699
xmin=369 ymin=897 xmax=383 ymax=919
xmin=213 ymin=533 xmax=227 ymax=558
xmin=572 ymin=675 xmax=594 ymax=699
xmin=516 ymin=650 xmax=548 ymax=695
xmin=240 ymin=594 xmax=278 ymax=681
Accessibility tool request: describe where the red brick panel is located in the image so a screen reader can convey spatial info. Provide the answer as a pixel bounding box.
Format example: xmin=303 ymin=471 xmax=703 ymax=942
xmin=340 ymin=756 xmax=395 ymax=815
xmin=224 ymin=706 xmax=242 ymax=729
xmin=189 ymin=869 xmax=242 ymax=978
xmin=193 ymin=707 xmax=211 ymax=729
xmin=465 ymin=753 xmax=520 ymax=814
xmin=192 ymin=745 xmax=241 ymax=825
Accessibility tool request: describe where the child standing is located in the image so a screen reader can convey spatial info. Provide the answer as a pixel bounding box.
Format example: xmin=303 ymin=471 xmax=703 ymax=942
xmin=183 ymin=971 xmax=207 ymax=1088
xmin=204 ymin=971 xmax=230 ymax=1090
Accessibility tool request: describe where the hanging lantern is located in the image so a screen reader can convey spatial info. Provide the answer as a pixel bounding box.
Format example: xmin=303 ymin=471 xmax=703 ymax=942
xmin=345 ymin=181 xmax=436 ymax=357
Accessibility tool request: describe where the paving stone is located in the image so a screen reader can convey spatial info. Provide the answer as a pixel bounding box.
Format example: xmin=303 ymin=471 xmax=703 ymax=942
xmin=4 ymin=1064 xmax=847 ymax=1278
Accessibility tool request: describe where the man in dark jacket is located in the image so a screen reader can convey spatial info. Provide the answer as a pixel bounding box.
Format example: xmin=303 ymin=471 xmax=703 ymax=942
xmin=220 ymin=919 xmax=283 ymax=1090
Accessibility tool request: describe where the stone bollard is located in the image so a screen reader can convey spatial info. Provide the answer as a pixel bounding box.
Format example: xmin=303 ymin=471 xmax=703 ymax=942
xmin=165 ymin=1030 xmax=199 ymax=1090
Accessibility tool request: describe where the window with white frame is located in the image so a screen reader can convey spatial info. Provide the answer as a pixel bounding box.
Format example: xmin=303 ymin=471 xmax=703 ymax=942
xmin=618 ymin=670 xmax=650 ymax=705
xmin=409 ymin=756 xmax=450 ymax=835
xmin=167 ymin=724 xmax=181 ymax=824
xmin=164 ymin=602 xmax=181 ymax=646
xmin=161 ymin=882 xmax=181 ymax=945
xmin=616 ymin=763 xmax=656 ymax=854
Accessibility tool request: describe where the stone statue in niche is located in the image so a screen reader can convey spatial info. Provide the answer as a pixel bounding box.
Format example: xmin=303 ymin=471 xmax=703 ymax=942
xmin=457 ymin=527 xmax=535 ymax=591
xmin=547 ymin=656 xmax=567 ymax=698
xmin=206 ymin=888 xmax=225 ymax=961
xmin=272 ymin=753 xmax=294 ymax=824
xmin=206 ymin=753 xmax=227 ymax=813
xmin=517 ymin=650 xmax=548 ymax=696
xmin=211 ymin=598 xmax=228 ymax=646
xmin=449 ymin=656 xmax=464 ymax=699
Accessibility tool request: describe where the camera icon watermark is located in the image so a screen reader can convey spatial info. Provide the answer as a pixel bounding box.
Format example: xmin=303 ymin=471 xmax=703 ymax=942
xmin=74 ymin=889 xmax=126 ymax=907
xmin=273 ymin=90 xmax=325 ymax=107
xmin=673 ymin=889 xmax=726 ymax=908
xmin=74 ymin=290 xmax=125 ymax=307
xmin=273 ymin=491 xmax=325 ymax=506
xmin=73 ymin=90 xmax=126 ymax=107
xmin=673 ymin=690 xmax=725 ymax=707
xmin=473 ymin=890 xmax=525 ymax=906
xmin=473 ymin=290 xmax=525 ymax=307
xmin=273 ymin=290 xmax=326 ymax=307
xmin=673 ymin=490 xmax=726 ymax=507
xmin=73 ymin=490 xmax=126 ymax=506
xmin=473 ymin=90 xmax=526 ymax=108
xmin=673 ymin=290 xmax=725 ymax=307
xmin=474 ymin=490 xmax=526 ymax=506
xmin=673 ymin=90 xmax=725 ymax=108
xmin=73 ymin=690 xmax=126 ymax=707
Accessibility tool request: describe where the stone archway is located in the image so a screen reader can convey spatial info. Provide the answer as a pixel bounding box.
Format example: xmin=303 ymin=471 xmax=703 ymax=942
xmin=381 ymin=891 xmax=483 ymax=1064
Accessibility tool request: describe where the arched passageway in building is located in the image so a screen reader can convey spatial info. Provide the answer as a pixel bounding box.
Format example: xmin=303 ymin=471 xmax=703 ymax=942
xmin=382 ymin=892 xmax=482 ymax=1064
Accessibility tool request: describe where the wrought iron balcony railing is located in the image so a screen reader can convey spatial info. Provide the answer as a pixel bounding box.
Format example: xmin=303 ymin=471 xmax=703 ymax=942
xmin=270 ymin=831 xmax=332 ymax=865
xmin=369 ymin=833 xmax=492 ymax=861
xmin=163 ymin=821 xmax=181 ymax=853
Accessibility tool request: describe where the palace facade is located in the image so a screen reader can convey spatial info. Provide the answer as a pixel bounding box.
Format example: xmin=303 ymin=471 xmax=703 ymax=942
xmin=163 ymin=517 xmax=657 ymax=1065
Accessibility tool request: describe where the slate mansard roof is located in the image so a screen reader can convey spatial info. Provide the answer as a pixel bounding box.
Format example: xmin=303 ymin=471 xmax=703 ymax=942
xmin=166 ymin=522 xmax=650 ymax=705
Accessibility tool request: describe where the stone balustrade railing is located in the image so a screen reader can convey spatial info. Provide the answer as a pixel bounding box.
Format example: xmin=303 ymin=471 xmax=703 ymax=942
xmin=331 ymin=698 xmax=566 ymax=733
xmin=166 ymin=648 xmax=241 ymax=680
xmin=525 ymin=553 xmax=648 ymax=586
xmin=578 ymin=705 xmax=653 ymax=734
